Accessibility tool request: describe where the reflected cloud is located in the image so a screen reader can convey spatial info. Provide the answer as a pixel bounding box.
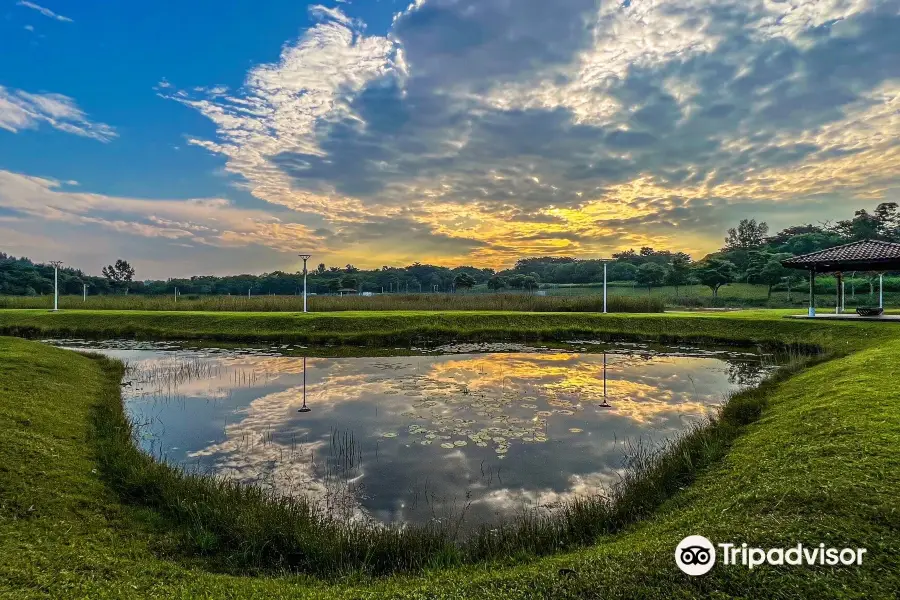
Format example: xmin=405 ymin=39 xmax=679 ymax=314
xmin=71 ymin=340 xmax=777 ymax=529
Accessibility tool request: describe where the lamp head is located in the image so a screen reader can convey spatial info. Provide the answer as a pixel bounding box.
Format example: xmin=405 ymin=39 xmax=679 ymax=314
xmin=298 ymin=254 xmax=311 ymax=261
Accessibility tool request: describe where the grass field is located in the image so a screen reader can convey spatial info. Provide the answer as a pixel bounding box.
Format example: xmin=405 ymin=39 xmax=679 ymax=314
xmin=2 ymin=311 xmax=899 ymax=598
xmin=0 ymin=292 xmax=664 ymax=313
xmin=3 ymin=279 xmax=896 ymax=312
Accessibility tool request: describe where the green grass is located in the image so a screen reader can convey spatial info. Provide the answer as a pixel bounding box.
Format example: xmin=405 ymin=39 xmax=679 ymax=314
xmin=2 ymin=312 xmax=900 ymax=598
xmin=0 ymin=308 xmax=871 ymax=348
xmin=0 ymin=293 xmax=663 ymax=313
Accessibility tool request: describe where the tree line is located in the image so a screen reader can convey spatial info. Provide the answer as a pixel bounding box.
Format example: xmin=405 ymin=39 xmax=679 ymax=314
xmin=1 ymin=202 xmax=898 ymax=298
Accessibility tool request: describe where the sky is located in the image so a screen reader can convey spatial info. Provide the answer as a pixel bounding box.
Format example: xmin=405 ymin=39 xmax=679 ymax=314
xmin=1 ymin=0 xmax=898 ymax=279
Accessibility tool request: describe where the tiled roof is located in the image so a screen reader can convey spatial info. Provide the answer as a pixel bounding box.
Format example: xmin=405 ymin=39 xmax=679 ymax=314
xmin=782 ymin=239 xmax=900 ymax=270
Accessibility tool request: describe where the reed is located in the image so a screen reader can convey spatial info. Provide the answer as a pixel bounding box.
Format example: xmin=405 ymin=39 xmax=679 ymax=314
xmin=0 ymin=293 xmax=664 ymax=313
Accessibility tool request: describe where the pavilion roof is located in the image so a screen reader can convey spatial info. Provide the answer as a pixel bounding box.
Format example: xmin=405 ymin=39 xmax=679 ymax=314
xmin=781 ymin=239 xmax=900 ymax=272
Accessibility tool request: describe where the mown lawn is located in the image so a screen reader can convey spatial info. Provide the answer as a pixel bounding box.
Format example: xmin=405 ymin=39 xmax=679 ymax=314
xmin=1 ymin=311 xmax=899 ymax=598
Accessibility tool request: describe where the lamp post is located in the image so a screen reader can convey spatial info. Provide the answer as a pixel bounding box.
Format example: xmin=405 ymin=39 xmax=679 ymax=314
xmin=879 ymin=273 xmax=884 ymax=309
xmin=49 ymin=261 xmax=63 ymax=312
xmin=599 ymin=258 xmax=612 ymax=314
xmin=299 ymin=254 xmax=311 ymax=313
xmin=83 ymin=283 xmax=88 ymax=302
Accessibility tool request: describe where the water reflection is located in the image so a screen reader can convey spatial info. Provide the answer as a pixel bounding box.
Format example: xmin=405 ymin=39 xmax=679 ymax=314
xmin=50 ymin=339 xmax=777 ymax=531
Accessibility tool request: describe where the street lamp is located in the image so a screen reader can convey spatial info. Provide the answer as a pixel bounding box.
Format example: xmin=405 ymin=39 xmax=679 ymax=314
xmin=49 ymin=261 xmax=63 ymax=312
xmin=299 ymin=254 xmax=311 ymax=313
xmin=599 ymin=258 xmax=613 ymax=314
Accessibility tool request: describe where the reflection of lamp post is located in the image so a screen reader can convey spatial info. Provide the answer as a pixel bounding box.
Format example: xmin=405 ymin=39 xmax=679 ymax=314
xmin=49 ymin=261 xmax=63 ymax=312
xmin=299 ymin=254 xmax=311 ymax=313
xmin=298 ymin=356 xmax=311 ymax=413
xmin=599 ymin=352 xmax=612 ymax=408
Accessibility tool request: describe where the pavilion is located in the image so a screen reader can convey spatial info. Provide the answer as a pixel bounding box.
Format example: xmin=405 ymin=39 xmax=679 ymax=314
xmin=781 ymin=239 xmax=900 ymax=319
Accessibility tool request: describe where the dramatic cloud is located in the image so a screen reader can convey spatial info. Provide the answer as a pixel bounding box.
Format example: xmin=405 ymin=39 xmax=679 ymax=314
xmin=16 ymin=1 xmax=72 ymax=23
xmin=0 ymin=87 xmax=116 ymax=141
xmin=0 ymin=169 xmax=323 ymax=252
xmin=165 ymin=0 xmax=900 ymax=266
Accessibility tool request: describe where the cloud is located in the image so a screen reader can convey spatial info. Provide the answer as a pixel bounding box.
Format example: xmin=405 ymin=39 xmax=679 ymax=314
xmin=16 ymin=1 xmax=72 ymax=23
xmin=163 ymin=0 xmax=900 ymax=266
xmin=0 ymin=87 xmax=116 ymax=142
xmin=0 ymin=169 xmax=325 ymax=254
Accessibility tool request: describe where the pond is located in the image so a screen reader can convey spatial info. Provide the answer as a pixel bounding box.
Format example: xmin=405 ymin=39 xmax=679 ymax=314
xmin=49 ymin=339 xmax=779 ymax=532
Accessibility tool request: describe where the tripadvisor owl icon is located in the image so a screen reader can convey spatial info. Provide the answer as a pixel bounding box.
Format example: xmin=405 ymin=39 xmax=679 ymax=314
xmin=676 ymin=535 xmax=716 ymax=576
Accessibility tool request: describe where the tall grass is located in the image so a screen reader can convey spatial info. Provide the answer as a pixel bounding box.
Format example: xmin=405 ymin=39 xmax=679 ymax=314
xmin=1 ymin=293 xmax=663 ymax=313
xmin=88 ymin=345 xmax=819 ymax=578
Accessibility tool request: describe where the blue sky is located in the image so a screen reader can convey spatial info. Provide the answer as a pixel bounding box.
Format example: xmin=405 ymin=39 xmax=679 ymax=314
xmin=1 ymin=0 xmax=899 ymax=278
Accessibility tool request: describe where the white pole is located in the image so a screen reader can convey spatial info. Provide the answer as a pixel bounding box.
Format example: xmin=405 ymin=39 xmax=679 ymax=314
xmin=809 ymin=271 xmax=816 ymax=317
xmin=174 ymin=287 xmax=177 ymax=304
xmin=248 ymin=287 xmax=251 ymax=299
xmin=299 ymin=254 xmax=311 ymax=313
xmin=879 ymin=274 xmax=884 ymax=309
xmin=83 ymin=283 xmax=87 ymax=302
xmin=603 ymin=261 xmax=608 ymax=314
xmin=842 ymin=279 xmax=846 ymax=313
xmin=49 ymin=261 xmax=62 ymax=312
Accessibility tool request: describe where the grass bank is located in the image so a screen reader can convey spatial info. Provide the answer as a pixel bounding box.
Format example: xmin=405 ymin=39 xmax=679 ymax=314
xmin=0 ymin=308 xmax=876 ymax=350
xmin=2 ymin=313 xmax=900 ymax=598
xmin=0 ymin=293 xmax=664 ymax=313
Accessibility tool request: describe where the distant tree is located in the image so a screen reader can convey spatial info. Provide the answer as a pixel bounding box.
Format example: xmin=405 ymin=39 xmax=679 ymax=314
xmin=874 ymin=202 xmax=900 ymax=240
xmin=746 ymin=251 xmax=795 ymax=300
xmin=834 ymin=209 xmax=881 ymax=241
xmin=316 ymin=263 xmax=326 ymax=275
xmin=608 ymin=261 xmax=638 ymax=281
xmin=694 ymin=258 xmax=737 ymax=300
xmin=487 ymin=276 xmax=507 ymax=291
xmin=767 ymin=224 xmax=823 ymax=247
xmin=664 ymin=254 xmax=692 ymax=295
xmin=507 ymin=274 xmax=526 ymax=289
xmin=453 ymin=273 xmax=476 ymax=291
xmin=344 ymin=264 xmax=360 ymax=274
xmin=635 ymin=263 xmax=668 ymax=293
xmin=725 ymin=219 xmax=769 ymax=250
xmin=522 ymin=275 xmax=539 ymax=292
xmin=327 ymin=279 xmax=341 ymax=293
xmin=102 ymin=259 xmax=135 ymax=294
xmin=340 ymin=277 xmax=358 ymax=291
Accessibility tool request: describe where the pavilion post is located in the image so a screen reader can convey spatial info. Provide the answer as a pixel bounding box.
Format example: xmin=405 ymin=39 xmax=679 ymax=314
xmin=808 ymin=270 xmax=816 ymax=317
xmin=879 ymin=274 xmax=884 ymax=309
xmin=835 ymin=272 xmax=842 ymax=314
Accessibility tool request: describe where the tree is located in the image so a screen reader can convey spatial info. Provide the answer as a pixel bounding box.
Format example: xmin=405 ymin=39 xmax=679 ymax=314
xmin=316 ymin=263 xmax=326 ymax=275
xmin=635 ymin=263 xmax=668 ymax=293
xmin=874 ymin=202 xmax=900 ymax=240
xmin=506 ymin=274 xmax=526 ymax=289
xmin=453 ymin=273 xmax=476 ymax=291
xmin=664 ymin=254 xmax=692 ymax=295
xmin=694 ymin=258 xmax=737 ymax=300
xmin=746 ymin=251 xmax=794 ymax=300
xmin=522 ymin=275 xmax=539 ymax=292
xmin=834 ymin=209 xmax=880 ymax=241
xmin=102 ymin=259 xmax=135 ymax=294
xmin=725 ymin=219 xmax=769 ymax=250
xmin=327 ymin=279 xmax=341 ymax=293
xmin=487 ymin=276 xmax=507 ymax=291
xmin=340 ymin=277 xmax=358 ymax=291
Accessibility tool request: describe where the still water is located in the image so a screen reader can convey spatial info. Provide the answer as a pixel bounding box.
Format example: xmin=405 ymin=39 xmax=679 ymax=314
xmin=51 ymin=339 xmax=776 ymax=530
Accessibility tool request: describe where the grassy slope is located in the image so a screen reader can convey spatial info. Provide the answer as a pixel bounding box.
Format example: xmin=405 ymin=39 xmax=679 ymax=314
xmin=0 ymin=308 xmax=888 ymax=349
xmin=1 ymin=312 xmax=899 ymax=598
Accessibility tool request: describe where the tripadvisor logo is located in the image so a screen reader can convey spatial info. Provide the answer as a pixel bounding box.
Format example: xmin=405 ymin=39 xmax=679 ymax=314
xmin=675 ymin=536 xmax=867 ymax=576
